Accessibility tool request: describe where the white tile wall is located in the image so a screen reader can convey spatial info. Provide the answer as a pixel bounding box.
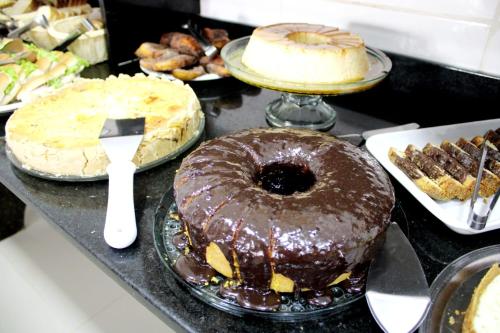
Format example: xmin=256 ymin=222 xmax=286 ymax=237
xmin=481 ymin=22 xmax=500 ymax=74
xmin=345 ymin=0 xmax=499 ymax=20
xmin=201 ymin=0 xmax=500 ymax=77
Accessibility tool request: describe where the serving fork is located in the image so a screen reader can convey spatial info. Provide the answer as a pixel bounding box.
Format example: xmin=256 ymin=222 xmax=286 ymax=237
xmin=468 ymin=141 xmax=500 ymax=230
xmin=182 ymin=20 xmax=218 ymax=59
xmin=51 ymin=18 xmax=96 ymax=51
xmin=7 ymin=14 xmax=49 ymax=38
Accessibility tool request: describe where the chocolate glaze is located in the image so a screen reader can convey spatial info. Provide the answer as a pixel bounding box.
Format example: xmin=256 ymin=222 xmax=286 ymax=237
xmin=423 ymin=144 xmax=469 ymax=183
xmin=172 ymin=232 xmax=189 ymax=251
xmin=405 ymin=145 xmax=446 ymax=180
xmin=174 ymin=253 xmax=216 ymax=285
xmin=441 ymin=141 xmax=479 ymax=175
xmin=304 ymin=289 xmax=333 ymax=307
xmin=173 ymin=128 xmax=395 ymax=309
xmin=484 ymin=130 xmax=500 ymax=149
xmin=457 ymin=138 xmax=500 ymax=177
xmin=392 ymin=153 xmax=425 ymax=180
xmin=219 ymin=283 xmax=281 ymax=311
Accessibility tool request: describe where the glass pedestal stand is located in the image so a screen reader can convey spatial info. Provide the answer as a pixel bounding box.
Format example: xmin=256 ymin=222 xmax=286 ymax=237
xmin=221 ymin=36 xmax=392 ymax=131
xmin=266 ymin=93 xmax=336 ymax=131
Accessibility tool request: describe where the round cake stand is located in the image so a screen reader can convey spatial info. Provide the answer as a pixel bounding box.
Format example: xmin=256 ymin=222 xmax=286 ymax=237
xmin=265 ymin=93 xmax=336 ymax=130
xmin=221 ymin=36 xmax=392 ymax=131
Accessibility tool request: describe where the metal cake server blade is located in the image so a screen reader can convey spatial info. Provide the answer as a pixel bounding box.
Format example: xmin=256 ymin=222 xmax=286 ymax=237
xmin=99 ymin=118 xmax=145 ymax=249
xmin=361 ymin=122 xmax=420 ymax=140
xmin=337 ymin=123 xmax=420 ymax=146
xmin=366 ymin=222 xmax=430 ymax=333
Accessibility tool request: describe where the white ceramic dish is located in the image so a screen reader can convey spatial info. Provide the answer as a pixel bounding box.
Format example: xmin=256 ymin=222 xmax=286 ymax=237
xmin=140 ymin=65 xmax=222 ymax=82
xmin=221 ymin=36 xmax=391 ymax=95
xmin=366 ymin=119 xmax=500 ymax=235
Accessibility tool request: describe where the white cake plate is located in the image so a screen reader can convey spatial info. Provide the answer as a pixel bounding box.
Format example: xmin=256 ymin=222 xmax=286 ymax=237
xmin=221 ymin=36 xmax=392 ymax=130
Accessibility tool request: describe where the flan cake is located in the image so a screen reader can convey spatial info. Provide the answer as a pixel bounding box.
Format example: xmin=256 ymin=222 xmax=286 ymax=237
xmin=241 ymin=23 xmax=369 ymax=84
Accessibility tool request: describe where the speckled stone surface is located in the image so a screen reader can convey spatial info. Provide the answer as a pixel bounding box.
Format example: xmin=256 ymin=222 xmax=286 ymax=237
xmin=0 ymin=54 xmax=499 ymax=332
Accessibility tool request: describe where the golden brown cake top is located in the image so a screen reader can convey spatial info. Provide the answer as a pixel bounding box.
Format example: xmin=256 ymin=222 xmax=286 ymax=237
xmin=6 ymin=74 xmax=200 ymax=148
xmin=253 ymin=23 xmax=365 ymax=49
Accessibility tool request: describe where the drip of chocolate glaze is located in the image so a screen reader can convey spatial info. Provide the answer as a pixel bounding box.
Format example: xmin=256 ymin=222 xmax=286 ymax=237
xmin=339 ymin=265 xmax=368 ymax=294
xmin=172 ymin=232 xmax=189 ymax=251
xmin=174 ymin=253 xmax=216 ymax=285
xmin=304 ymin=289 xmax=334 ymax=307
xmin=219 ymin=283 xmax=281 ymax=311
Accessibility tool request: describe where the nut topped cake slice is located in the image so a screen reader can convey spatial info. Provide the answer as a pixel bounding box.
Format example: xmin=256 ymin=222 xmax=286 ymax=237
xmin=388 ymin=129 xmax=500 ymax=201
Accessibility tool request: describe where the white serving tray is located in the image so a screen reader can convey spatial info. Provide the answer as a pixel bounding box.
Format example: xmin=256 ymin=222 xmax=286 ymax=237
xmin=366 ymin=119 xmax=500 ymax=235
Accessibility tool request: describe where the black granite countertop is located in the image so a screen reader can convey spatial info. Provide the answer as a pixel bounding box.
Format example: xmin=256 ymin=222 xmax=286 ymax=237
xmin=1 ymin=49 xmax=500 ymax=332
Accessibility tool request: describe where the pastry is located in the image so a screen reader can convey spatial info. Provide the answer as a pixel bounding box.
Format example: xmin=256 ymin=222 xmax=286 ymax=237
xmin=160 ymin=32 xmax=203 ymax=57
xmin=140 ymin=53 xmax=196 ymax=72
xmin=202 ymin=27 xmax=230 ymax=49
xmin=136 ymin=27 xmax=232 ymax=80
xmin=172 ymin=65 xmax=206 ymax=81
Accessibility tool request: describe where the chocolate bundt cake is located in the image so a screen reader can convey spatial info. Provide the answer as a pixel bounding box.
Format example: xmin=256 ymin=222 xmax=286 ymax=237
xmin=173 ymin=128 xmax=395 ymax=310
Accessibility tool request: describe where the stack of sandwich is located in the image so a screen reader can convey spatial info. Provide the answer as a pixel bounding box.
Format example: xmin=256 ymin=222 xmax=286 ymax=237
xmin=0 ymin=1 xmax=107 ymax=65
xmin=0 ymin=38 xmax=88 ymax=105
xmin=2 ymin=0 xmax=89 ymax=16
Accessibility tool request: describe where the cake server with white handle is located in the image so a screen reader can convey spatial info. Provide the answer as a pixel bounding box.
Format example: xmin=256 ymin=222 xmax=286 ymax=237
xmin=366 ymin=222 xmax=430 ymax=333
xmin=99 ymin=118 xmax=145 ymax=249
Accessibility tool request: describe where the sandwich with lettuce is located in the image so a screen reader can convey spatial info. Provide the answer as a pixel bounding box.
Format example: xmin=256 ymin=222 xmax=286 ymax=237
xmin=0 ymin=40 xmax=89 ymax=105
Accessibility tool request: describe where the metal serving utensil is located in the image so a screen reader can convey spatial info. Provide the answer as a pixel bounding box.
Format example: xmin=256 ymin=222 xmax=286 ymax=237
xmin=468 ymin=141 xmax=500 ymax=230
xmin=366 ymin=222 xmax=430 ymax=333
xmin=337 ymin=123 xmax=420 ymax=146
xmin=7 ymin=14 xmax=49 ymax=38
xmin=100 ymin=118 xmax=145 ymax=249
xmin=182 ymin=20 xmax=218 ymax=59
xmin=52 ymin=18 xmax=96 ymax=51
xmin=0 ymin=10 xmax=18 ymax=32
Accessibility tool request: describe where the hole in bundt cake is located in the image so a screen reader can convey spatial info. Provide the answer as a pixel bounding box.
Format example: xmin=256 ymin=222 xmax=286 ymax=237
xmin=256 ymin=162 xmax=315 ymax=195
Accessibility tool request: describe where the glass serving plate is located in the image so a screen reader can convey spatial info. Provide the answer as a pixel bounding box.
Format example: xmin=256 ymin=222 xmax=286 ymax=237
xmin=419 ymin=245 xmax=500 ymax=333
xmin=5 ymin=116 xmax=205 ymax=182
xmin=221 ymin=36 xmax=391 ymax=95
xmin=153 ymin=189 xmax=364 ymax=322
xmin=221 ymin=36 xmax=391 ymax=131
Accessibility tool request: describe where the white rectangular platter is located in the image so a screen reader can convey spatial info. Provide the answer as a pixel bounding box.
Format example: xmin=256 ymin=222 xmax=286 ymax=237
xmin=366 ymin=118 xmax=500 ymax=235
